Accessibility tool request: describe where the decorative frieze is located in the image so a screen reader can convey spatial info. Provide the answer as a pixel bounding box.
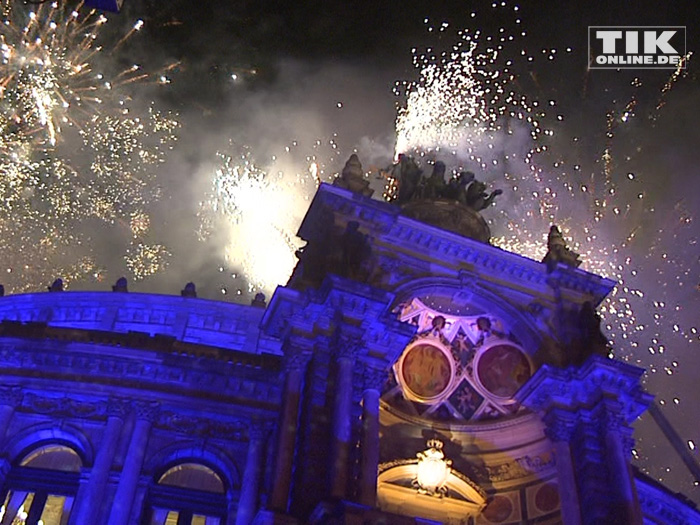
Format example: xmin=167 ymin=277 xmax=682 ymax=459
xmin=485 ymin=452 xmax=556 ymax=483
xmin=20 ymin=392 xmax=106 ymax=419
xmin=155 ymin=410 xmax=248 ymax=441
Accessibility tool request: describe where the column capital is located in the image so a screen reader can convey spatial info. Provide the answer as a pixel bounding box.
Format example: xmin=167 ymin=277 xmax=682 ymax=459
xmin=106 ymin=398 xmax=131 ymax=420
xmin=283 ymin=350 xmax=311 ymax=373
xmin=336 ymin=334 xmax=361 ymax=361
xmin=133 ymin=401 xmax=160 ymax=423
xmin=0 ymin=386 xmax=23 ymax=407
xmin=362 ymin=365 xmax=388 ymax=392
xmin=248 ymin=420 xmax=274 ymax=442
xmin=543 ymin=409 xmax=579 ymax=442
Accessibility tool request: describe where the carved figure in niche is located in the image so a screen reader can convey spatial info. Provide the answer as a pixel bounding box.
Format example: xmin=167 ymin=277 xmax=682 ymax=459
xmin=542 ymin=225 xmax=581 ymax=271
xmin=340 ymin=221 xmax=372 ymax=280
xmin=465 ymin=179 xmax=503 ymax=211
xmin=112 ymin=277 xmax=128 ymax=292
xmin=48 ymin=278 xmax=63 ymax=292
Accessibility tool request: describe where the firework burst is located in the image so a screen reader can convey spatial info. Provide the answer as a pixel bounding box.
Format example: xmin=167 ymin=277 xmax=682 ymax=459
xmin=0 ymin=2 xmax=178 ymax=291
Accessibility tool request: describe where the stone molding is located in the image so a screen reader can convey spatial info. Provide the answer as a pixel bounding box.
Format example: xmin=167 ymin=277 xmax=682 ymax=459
xmin=0 ymin=292 xmax=274 ymax=355
xmin=0 ymin=341 xmax=281 ymax=407
xmin=636 ymin=475 xmax=700 ymax=525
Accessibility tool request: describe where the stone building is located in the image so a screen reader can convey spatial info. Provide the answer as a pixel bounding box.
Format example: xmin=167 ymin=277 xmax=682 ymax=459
xmin=0 ymin=179 xmax=698 ymax=524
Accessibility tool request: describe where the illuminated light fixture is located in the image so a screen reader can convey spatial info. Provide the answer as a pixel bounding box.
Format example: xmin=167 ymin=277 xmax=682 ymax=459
xmin=84 ymin=0 xmax=124 ymax=13
xmin=413 ymin=439 xmax=452 ymax=496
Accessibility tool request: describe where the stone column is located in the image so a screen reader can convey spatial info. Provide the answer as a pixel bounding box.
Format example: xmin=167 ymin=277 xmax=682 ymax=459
xmin=235 ymin=423 xmax=270 ymax=525
xmin=329 ymin=342 xmax=356 ymax=499
xmin=73 ymin=399 xmax=128 ymax=525
xmin=106 ymin=401 xmax=159 ymax=525
xmin=543 ymin=410 xmax=581 ymax=525
xmin=601 ymin=403 xmax=643 ymax=525
xmin=359 ymin=367 xmax=383 ymax=507
xmin=269 ymin=350 xmax=310 ymax=511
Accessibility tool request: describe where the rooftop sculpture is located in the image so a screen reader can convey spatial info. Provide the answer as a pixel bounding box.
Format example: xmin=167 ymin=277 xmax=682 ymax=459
xmin=385 ymin=155 xmax=503 ymax=243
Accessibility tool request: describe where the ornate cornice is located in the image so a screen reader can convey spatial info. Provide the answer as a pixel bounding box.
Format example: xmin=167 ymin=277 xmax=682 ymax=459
xmin=636 ymin=474 xmax=700 ymax=525
xmin=0 ymin=292 xmax=278 ymax=355
xmin=297 ymin=184 xmax=615 ymax=306
xmin=0 ymin=341 xmax=282 ymax=408
xmin=515 ymin=355 xmax=652 ymax=425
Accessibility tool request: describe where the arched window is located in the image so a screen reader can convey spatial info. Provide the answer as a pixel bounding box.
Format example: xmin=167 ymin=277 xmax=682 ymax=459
xmin=143 ymin=462 xmax=228 ymax=525
xmin=0 ymin=443 xmax=83 ymax=525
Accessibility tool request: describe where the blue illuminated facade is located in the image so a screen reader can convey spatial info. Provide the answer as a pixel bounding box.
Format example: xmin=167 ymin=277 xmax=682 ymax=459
xmin=0 ymin=182 xmax=698 ymax=524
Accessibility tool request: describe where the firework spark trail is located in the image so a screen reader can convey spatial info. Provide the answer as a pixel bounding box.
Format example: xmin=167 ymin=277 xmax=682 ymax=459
xmin=0 ymin=2 xmax=178 ymax=290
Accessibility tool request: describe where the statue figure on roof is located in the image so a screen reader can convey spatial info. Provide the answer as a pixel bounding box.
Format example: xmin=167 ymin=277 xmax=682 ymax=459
xmin=48 ymin=278 xmax=63 ymax=292
xmin=542 ymin=225 xmax=582 ymax=271
xmin=443 ymin=171 xmax=475 ymax=203
xmin=181 ymin=282 xmax=197 ymax=298
xmin=333 ymin=154 xmax=373 ymax=197
xmin=393 ymin=154 xmax=423 ymax=204
xmin=421 ymin=161 xmax=448 ymax=200
xmin=464 ymin=178 xmax=503 ymax=211
xmin=112 ymin=277 xmax=128 ymax=292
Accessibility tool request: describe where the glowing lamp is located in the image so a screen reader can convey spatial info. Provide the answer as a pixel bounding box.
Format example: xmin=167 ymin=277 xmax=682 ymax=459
xmin=414 ymin=440 xmax=452 ymax=496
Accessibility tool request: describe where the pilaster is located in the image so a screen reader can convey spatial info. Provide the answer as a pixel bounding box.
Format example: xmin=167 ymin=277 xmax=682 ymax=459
xmin=516 ymin=356 xmax=651 ymax=525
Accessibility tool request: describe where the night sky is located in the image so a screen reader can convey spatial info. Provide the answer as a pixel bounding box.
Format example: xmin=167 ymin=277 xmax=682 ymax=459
xmin=3 ymin=0 xmax=700 ymax=506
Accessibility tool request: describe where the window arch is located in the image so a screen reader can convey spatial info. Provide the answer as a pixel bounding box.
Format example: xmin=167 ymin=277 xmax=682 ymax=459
xmin=143 ymin=462 xmax=229 ymax=525
xmin=1 ymin=442 xmax=83 ymax=525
